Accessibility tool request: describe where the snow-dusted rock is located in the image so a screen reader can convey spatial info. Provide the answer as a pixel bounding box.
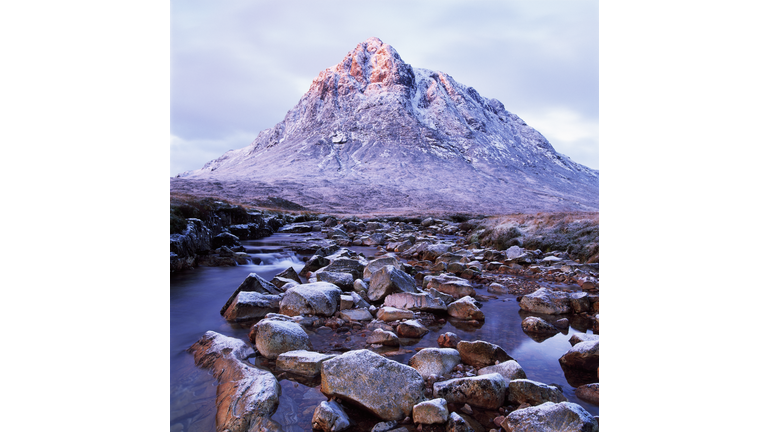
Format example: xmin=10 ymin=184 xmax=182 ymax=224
xmin=249 ymin=318 xmax=311 ymax=359
xmin=457 ymin=340 xmax=514 ymax=369
xmin=446 ymin=296 xmax=484 ymax=320
xmin=575 ymin=383 xmax=599 ymax=405
xmin=276 ymin=350 xmax=336 ymax=377
xmin=222 ymin=291 xmax=284 ymax=322
xmin=412 ymin=398 xmax=449 ymax=425
xmin=397 ymin=319 xmax=429 ymax=338
xmin=559 ymin=340 xmax=599 ymax=371
xmin=279 ymin=282 xmax=342 ymax=317
xmin=433 ymin=373 xmax=508 ymax=409
xmin=423 ymin=274 xmax=475 ymax=299
xmin=519 ymin=287 xmax=574 ymax=315
xmin=501 ymin=402 xmax=598 ymax=432
xmin=312 ymin=401 xmax=350 ymax=432
xmin=508 ymin=379 xmax=567 ymax=406
xmin=220 ymin=273 xmax=282 ymax=315
xmin=521 ymin=316 xmax=559 ymax=335
xmin=365 ymin=328 xmax=400 ymax=346
xmin=368 ymin=265 xmax=418 ymax=302
xmin=407 ymin=348 xmax=461 ymax=379
xmin=478 ymin=360 xmax=527 ymax=381
xmin=382 ymin=291 xmax=447 ymax=312
xmin=376 ymin=306 xmax=415 ymax=322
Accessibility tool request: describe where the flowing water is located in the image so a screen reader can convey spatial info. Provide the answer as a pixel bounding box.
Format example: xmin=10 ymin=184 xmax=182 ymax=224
xmin=170 ymin=232 xmax=598 ymax=431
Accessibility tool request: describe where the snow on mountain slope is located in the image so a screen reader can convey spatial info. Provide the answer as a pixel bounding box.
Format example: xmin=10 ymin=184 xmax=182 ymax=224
xmin=172 ymin=37 xmax=598 ymax=214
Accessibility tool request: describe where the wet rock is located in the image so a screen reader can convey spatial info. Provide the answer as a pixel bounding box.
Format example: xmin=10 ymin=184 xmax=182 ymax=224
xmin=276 ymin=350 xmax=336 ymax=377
xmin=577 ymin=276 xmax=598 ymax=290
xmin=457 ymin=340 xmax=514 ymax=369
xmin=220 ymin=273 xmax=282 ymax=315
xmin=364 ymin=256 xmax=403 ymax=278
xmin=383 ymin=292 xmax=447 ymax=312
xmin=249 ymin=318 xmax=311 ymax=359
xmin=222 ymin=291 xmax=284 ymax=322
xmin=274 ymin=265 xmax=302 ymax=284
xmin=339 ymin=308 xmax=373 ymax=322
xmin=412 ymin=398 xmax=449 ymax=425
xmin=187 ymin=331 xmax=280 ymax=432
xmin=366 ymin=328 xmax=400 ymax=346
xmin=520 ymin=316 xmax=559 ymax=335
xmin=320 ymin=349 xmax=426 ymax=421
xmin=212 ymin=232 xmax=240 ymax=248
xmin=507 ymin=379 xmax=567 ymax=405
xmin=558 ymin=340 xmax=599 ymax=372
xmin=279 ymin=282 xmax=342 ymax=317
xmin=447 ymin=296 xmax=485 ymax=320
xmin=433 ymin=373 xmax=507 ymax=409
xmin=569 ymin=333 xmax=599 ymax=346
xmin=316 ymin=271 xmax=355 ymax=290
xmin=377 ymin=306 xmax=415 ymax=322
xmin=438 ymin=332 xmax=460 ymax=348
xmin=300 ymin=255 xmax=330 ymax=276
xmin=423 ymin=274 xmax=476 ymax=299
xmin=569 ymin=292 xmax=592 ymax=314
xmin=501 ymin=402 xmax=598 ymax=432
xmin=312 ymin=400 xmax=351 ymax=432
xmin=575 ymin=383 xmax=599 ymax=405
xmin=397 ymin=319 xmax=429 ymax=338
xmin=368 ymin=265 xmax=419 ymax=302
xmin=477 ymin=360 xmax=527 ymax=381
xmin=518 ymin=288 xmax=573 ymax=314
xmin=554 ymin=318 xmax=570 ymax=329
xmin=408 ymin=348 xmax=461 ymax=379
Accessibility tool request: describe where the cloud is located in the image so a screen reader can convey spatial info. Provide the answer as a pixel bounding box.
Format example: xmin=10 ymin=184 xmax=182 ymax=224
xmin=518 ymin=108 xmax=599 ymax=170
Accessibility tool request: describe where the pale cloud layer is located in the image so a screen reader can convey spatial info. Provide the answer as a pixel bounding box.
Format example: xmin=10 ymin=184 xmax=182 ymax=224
xmin=171 ymin=0 xmax=598 ymax=176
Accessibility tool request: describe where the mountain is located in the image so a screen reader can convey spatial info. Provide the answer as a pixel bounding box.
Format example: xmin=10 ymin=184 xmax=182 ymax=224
xmin=171 ymin=37 xmax=598 ymax=215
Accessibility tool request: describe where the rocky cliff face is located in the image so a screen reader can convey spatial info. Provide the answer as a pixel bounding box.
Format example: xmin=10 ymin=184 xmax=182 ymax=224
xmin=172 ymin=37 xmax=598 ymax=215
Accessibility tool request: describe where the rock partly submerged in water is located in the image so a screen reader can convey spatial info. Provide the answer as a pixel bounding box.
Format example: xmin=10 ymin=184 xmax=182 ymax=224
xmin=320 ymin=349 xmax=426 ymax=421
xmin=433 ymin=373 xmax=508 ymax=410
xmin=477 ymin=360 xmax=527 ymax=381
xmin=457 ymin=340 xmax=514 ymax=369
xmin=507 ymin=379 xmax=567 ymax=406
xmin=559 ymin=340 xmax=599 ymax=372
xmin=187 ymin=331 xmax=282 ymax=432
xmin=501 ymin=402 xmax=598 ymax=432
xmin=248 ymin=317 xmax=312 ymax=359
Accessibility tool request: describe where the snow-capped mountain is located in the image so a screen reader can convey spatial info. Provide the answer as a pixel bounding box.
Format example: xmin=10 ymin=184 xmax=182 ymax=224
xmin=172 ymin=37 xmax=598 ymax=214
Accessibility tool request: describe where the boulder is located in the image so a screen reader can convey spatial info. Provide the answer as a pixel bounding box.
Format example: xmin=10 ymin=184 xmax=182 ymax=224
xmin=339 ymin=308 xmax=374 ymax=322
xmin=433 ymin=373 xmax=508 ymax=409
xmin=320 ymin=257 xmax=366 ymax=280
xmin=220 ymin=273 xmax=282 ymax=315
xmin=276 ymin=350 xmax=336 ymax=377
xmin=423 ymin=274 xmax=475 ymax=299
xmin=212 ymin=232 xmax=240 ymax=248
xmin=501 ymin=402 xmax=598 ymax=432
xmin=457 ymin=340 xmax=514 ymax=369
xmin=316 ymin=271 xmax=355 ymax=290
xmin=364 ymin=256 xmax=403 ymax=279
xmin=279 ymin=282 xmax=342 ymax=317
xmin=559 ymin=340 xmax=599 ymax=371
xmin=569 ymin=333 xmax=599 ymax=346
xmin=222 ymin=291 xmax=284 ymax=322
xmin=368 ymin=265 xmax=418 ymax=302
xmin=521 ymin=316 xmax=559 ymax=335
xmin=407 ymin=348 xmax=461 ymax=379
xmin=320 ymin=349 xmax=426 ymax=421
xmin=575 ymin=383 xmax=599 ymax=405
xmin=397 ymin=320 xmax=429 ymax=338
xmin=383 ymin=292 xmax=447 ymax=312
xmin=187 ymin=331 xmax=280 ymax=432
xmin=366 ymin=328 xmax=400 ymax=346
xmin=412 ymin=398 xmax=449 ymax=425
xmin=249 ymin=318 xmax=311 ymax=359
xmin=507 ymin=379 xmax=567 ymax=405
xmin=376 ymin=306 xmax=415 ymax=322
xmin=312 ymin=401 xmax=351 ymax=432
xmin=519 ymin=287 xmax=577 ymax=315
xmin=478 ymin=360 xmax=527 ymax=381
xmin=447 ymin=296 xmax=484 ymax=320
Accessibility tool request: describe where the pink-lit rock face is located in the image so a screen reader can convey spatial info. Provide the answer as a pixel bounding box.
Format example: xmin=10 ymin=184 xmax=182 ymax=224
xmin=172 ymin=37 xmax=598 ymax=215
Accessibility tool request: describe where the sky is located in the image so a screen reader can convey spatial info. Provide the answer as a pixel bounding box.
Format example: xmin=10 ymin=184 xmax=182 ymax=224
xmin=170 ymin=0 xmax=599 ymax=177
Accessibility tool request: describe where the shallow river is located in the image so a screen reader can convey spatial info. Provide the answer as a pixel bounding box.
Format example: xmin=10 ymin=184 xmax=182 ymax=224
xmin=170 ymin=232 xmax=598 ymax=431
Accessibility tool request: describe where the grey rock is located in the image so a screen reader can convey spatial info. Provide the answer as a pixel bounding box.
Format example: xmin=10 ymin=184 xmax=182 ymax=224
xmin=519 ymin=288 xmax=574 ymax=315
xmin=508 ymin=379 xmax=567 ymax=405
xmin=276 ymin=350 xmax=336 ymax=377
xmin=408 ymin=348 xmax=461 ymax=379
xmin=447 ymin=296 xmax=484 ymax=320
xmin=412 ymin=398 xmax=449 ymax=425
xmin=365 ymin=328 xmax=400 ymax=346
xmin=559 ymin=340 xmax=599 ymax=371
xmin=433 ymin=373 xmax=507 ymax=409
xmin=312 ymin=400 xmax=350 ymax=432
xmin=220 ymin=272 xmax=282 ymax=315
xmin=383 ymin=291 xmax=447 ymax=312
xmin=520 ymin=316 xmax=559 ymax=335
xmin=501 ymin=402 xmax=598 ymax=432
xmin=457 ymin=340 xmax=514 ymax=369
xmin=364 ymin=256 xmax=403 ymax=279
xmin=222 ymin=291 xmax=284 ymax=322
xmin=279 ymin=282 xmax=342 ymax=317
xmin=477 ymin=360 xmax=527 ymax=381
xmin=368 ymin=265 xmax=418 ymax=302
xmin=249 ymin=318 xmax=311 ymax=359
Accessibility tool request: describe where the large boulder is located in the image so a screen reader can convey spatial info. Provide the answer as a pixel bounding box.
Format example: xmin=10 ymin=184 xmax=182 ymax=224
xmin=423 ymin=274 xmax=475 ymax=299
xmin=383 ymin=292 xmax=447 ymax=312
xmin=433 ymin=373 xmax=508 ymax=409
xmin=320 ymin=349 xmax=426 ymax=421
xmin=446 ymin=296 xmax=484 ymax=320
xmin=279 ymin=282 xmax=342 ymax=317
xmin=457 ymin=340 xmax=514 ymax=369
xmin=220 ymin=273 xmax=282 ymax=315
xmin=312 ymin=401 xmax=351 ymax=432
xmin=249 ymin=318 xmax=311 ymax=359
xmin=368 ymin=265 xmax=418 ymax=302
xmin=412 ymin=398 xmax=449 ymax=425
xmin=222 ymin=292 xmax=284 ymax=322
xmin=478 ymin=360 xmax=527 ymax=381
xmin=187 ymin=331 xmax=281 ymax=432
xmin=501 ymin=402 xmax=598 ymax=432
xmin=407 ymin=348 xmax=461 ymax=379
xmin=559 ymin=340 xmax=599 ymax=372
xmin=276 ymin=350 xmax=337 ymax=378
xmin=519 ymin=288 xmax=574 ymax=315
xmin=508 ymin=379 xmax=567 ymax=405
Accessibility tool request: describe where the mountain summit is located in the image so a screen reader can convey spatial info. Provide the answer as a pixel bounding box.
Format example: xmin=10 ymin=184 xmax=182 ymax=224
xmin=172 ymin=37 xmax=598 ymax=214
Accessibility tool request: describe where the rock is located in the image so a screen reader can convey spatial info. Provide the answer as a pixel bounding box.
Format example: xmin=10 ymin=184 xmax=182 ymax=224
xmin=575 ymin=383 xmax=599 ymax=405
xmin=447 ymin=296 xmax=485 ymax=320
xmin=212 ymin=232 xmax=240 ymax=248
xmin=339 ymin=308 xmax=373 ymax=322
xmin=312 ymin=400 xmax=351 ymax=432
xmin=507 ymin=379 xmax=567 ymax=405
xmin=397 ymin=319 xmax=429 ymax=338
xmin=376 ymin=306 xmax=415 ymax=322
xmin=320 ymin=257 xmax=367 ymax=280
xmin=569 ymin=292 xmax=592 ymax=314
xmin=457 ymin=340 xmax=514 ymax=369
xmin=383 ymin=292 xmax=447 ymax=312
xmin=371 ymin=420 xmax=399 ymax=432
xmin=577 ymin=276 xmax=598 ymax=290
xmin=501 ymin=402 xmax=598 ymax=432
xmin=519 ymin=287 xmax=574 ymax=315
xmin=279 ymin=282 xmax=342 ymax=317
xmin=222 ymin=291 xmax=284 ymax=322
xmin=437 ymin=332 xmax=459 ymax=348
xmin=423 ymin=274 xmax=476 ymax=299
xmin=477 ymin=360 xmax=527 ymax=381
xmin=554 ymin=318 xmax=570 ymax=329
xmin=569 ymin=333 xmax=599 ymax=346
xmin=559 ymin=340 xmax=599 ymax=371
xmin=408 ymin=348 xmax=461 ymax=378
xmin=220 ymin=273 xmax=282 ymax=315
xmin=249 ymin=318 xmax=311 ymax=359
xmin=276 ymin=350 xmax=337 ymax=377
xmin=368 ymin=265 xmax=418 ymax=302
xmin=339 ymin=294 xmax=354 ymax=310
xmin=316 ymin=271 xmax=355 ymax=290
xmin=412 ymin=398 xmax=449 ymax=425
xmin=433 ymin=373 xmax=507 ymax=409
xmin=422 ymin=243 xmax=452 ymax=261
xmin=366 ymin=328 xmax=400 ymax=346
xmin=271 ymin=277 xmax=300 ymax=290
xmin=446 ymin=411 xmax=483 ymax=432
xmin=300 ymin=255 xmax=330 ymax=276
xmin=364 ymin=256 xmax=403 ymax=279
xmin=187 ymin=331 xmax=280 ymax=432
xmin=320 ymin=349 xmax=426 ymax=421
xmin=520 ymin=316 xmax=559 ymax=335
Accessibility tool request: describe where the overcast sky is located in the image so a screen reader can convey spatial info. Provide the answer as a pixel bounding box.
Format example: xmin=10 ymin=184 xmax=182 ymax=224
xmin=170 ymin=0 xmax=598 ymax=177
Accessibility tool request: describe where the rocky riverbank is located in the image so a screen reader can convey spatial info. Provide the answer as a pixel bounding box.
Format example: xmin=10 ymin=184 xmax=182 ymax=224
xmin=171 ymin=202 xmax=599 ymax=431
